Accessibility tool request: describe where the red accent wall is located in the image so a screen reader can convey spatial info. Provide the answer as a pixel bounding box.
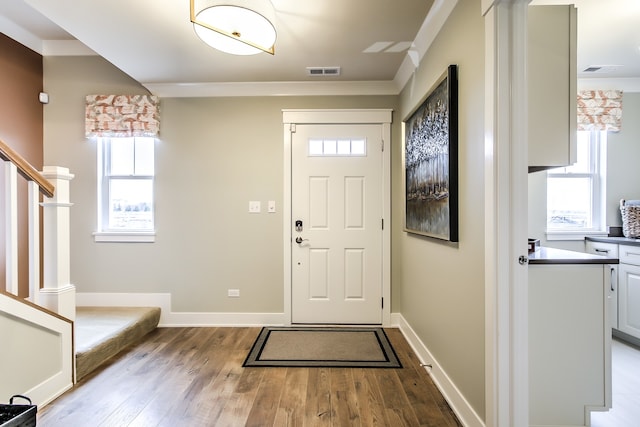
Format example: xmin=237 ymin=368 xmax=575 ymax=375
xmin=0 ymin=33 xmax=44 ymax=296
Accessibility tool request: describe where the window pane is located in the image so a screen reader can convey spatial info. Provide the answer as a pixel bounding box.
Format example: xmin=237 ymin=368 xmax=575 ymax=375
xmin=109 ymin=138 xmax=134 ymax=175
xmin=547 ymin=176 xmax=592 ymax=229
xmin=309 ymin=139 xmax=323 ymax=155
xmin=337 ymin=139 xmax=351 ymax=155
xmin=108 ymin=179 xmax=153 ymax=230
xmin=323 ymin=139 xmax=337 ymax=155
xmin=308 ymin=138 xmax=367 ymax=156
xmin=134 ymin=137 xmax=155 ymax=175
xmin=351 ymin=139 xmax=366 ymax=155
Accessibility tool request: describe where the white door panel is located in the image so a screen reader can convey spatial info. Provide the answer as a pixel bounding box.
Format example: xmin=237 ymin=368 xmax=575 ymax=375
xmin=292 ymin=124 xmax=382 ymax=324
xmin=619 ymin=263 xmax=640 ymax=338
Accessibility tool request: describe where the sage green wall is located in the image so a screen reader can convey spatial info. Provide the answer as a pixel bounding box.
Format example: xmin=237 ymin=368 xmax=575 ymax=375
xmin=43 ymin=56 xmax=399 ymax=313
xmin=0 ymin=312 xmax=61 ymax=400
xmin=394 ymin=0 xmax=485 ymax=420
xmin=528 ymin=92 xmax=640 ymax=252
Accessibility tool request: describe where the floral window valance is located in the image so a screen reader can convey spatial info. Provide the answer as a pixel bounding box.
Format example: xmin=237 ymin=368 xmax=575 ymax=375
xmin=85 ymin=94 xmax=160 ymax=138
xmin=577 ymin=90 xmax=622 ymax=132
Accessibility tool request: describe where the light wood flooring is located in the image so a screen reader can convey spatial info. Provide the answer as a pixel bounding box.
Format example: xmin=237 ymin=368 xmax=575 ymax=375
xmin=591 ymin=337 xmax=640 ymax=427
xmin=38 ymin=327 xmax=462 ymax=427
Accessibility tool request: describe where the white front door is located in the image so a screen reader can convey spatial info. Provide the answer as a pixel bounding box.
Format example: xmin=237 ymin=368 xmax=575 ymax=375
xmin=291 ymin=123 xmax=383 ymax=324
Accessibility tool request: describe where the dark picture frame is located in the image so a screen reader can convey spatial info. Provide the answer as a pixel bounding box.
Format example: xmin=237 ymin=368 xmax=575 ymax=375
xmin=402 ymin=64 xmax=458 ymax=241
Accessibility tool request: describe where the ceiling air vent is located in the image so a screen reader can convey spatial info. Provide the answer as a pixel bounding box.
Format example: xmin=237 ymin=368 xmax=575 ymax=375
xmin=582 ymin=65 xmax=623 ymax=74
xmin=306 ymin=66 xmax=341 ymax=77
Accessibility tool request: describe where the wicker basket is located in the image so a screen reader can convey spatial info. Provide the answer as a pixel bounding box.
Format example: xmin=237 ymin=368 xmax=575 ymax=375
xmin=620 ymin=199 xmax=640 ymax=238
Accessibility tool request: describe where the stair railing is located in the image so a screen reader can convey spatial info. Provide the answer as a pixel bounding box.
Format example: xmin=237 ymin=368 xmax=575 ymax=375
xmin=1 ymin=139 xmax=54 ymax=303
xmin=1 ymin=139 xmax=76 ymax=401
xmin=1 ymin=139 xmax=75 ymax=319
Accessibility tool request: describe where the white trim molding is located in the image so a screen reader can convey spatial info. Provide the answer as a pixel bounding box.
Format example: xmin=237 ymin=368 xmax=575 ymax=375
xmin=40 ymin=166 xmax=76 ymax=320
xmin=483 ymin=1 xmax=531 ymax=426
xmin=75 ymin=292 xmax=286 ymax=327
xmin=92 ymin=231 xmax=156 ymax=243
xmin=282 ymin=109 xmax=392 ymax=326
xmin=143 ymin=80 xmax=399 ymax=98
xmin=391 ymin=313 xmax=484 ymax=427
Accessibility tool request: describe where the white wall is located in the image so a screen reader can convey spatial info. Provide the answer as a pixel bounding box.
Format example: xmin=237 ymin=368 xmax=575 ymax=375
xmin=394 ymin=0 xmax=486 ymax=420
xmin=528 ymin=91 xmax=640 ymax=251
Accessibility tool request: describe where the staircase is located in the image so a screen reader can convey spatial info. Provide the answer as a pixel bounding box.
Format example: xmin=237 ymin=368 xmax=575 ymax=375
xmin=1 ymin=140 xmax=75 ymax=406
xmin=2 ymin=139 xmax=162 ymax=402
xmin=75 ymin=306 xmax=161 ymax=381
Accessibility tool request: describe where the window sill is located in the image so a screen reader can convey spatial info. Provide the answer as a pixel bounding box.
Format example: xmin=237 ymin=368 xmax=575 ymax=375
xmin=93 ymin=231 xmax=156 ymax=243
xmin=545 ymin=230 xmax=608 ymax=241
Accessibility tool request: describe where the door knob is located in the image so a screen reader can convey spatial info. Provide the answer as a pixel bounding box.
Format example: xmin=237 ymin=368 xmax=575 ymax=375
xmin=295 ymin=237 xmax=309 ymax=244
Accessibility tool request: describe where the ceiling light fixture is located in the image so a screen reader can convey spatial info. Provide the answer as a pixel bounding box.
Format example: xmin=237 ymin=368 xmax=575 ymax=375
xmin=190 ymin=0 xmax=276 ymax=55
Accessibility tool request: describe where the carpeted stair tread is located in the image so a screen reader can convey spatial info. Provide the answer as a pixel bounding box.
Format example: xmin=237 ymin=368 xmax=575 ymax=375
xmin=75 ymin=306 xmax=161 ymax=381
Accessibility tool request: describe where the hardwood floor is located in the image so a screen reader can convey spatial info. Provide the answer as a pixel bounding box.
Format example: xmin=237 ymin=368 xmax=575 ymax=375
xmin=591 ymin=337 xmax=640 ymax=427
xmin=38 ymin=327 xmax=462 ymax=427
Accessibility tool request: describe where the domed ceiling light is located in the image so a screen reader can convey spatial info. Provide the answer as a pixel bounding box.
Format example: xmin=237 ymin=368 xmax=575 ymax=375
xmin=190 ymin=0 xmax=276 ymax=55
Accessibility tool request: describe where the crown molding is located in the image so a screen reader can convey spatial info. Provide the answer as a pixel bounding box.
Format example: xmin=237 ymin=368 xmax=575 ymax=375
xmin=142 ymin=80 xmax=401 ymax=97
xmin=393 ymin=0 xmax=458 ymax=91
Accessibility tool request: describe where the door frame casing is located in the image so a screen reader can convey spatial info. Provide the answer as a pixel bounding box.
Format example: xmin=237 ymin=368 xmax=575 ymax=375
xmin=282 ymin=109 xmax=392 ymax=326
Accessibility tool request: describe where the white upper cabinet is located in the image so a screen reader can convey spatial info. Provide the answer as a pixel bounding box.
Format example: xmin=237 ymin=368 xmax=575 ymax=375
xmin=528 ymin=5 xmax=577 ymax=171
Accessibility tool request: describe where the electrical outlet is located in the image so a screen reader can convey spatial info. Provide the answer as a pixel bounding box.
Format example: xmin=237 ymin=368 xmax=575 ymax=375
xmin=228 ymin=289 xmax=240 ymax=297
xmin=248 ymin=201 xmax=261 ymax=213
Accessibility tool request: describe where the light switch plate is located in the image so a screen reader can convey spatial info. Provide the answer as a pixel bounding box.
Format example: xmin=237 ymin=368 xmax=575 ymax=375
xmin=249 ymin=201 xmax=261 ymax=213
xmin=268 ymin=200 xmax=276 ymax=213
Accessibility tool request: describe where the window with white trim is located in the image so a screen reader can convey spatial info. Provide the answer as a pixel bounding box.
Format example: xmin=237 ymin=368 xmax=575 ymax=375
xmin=308 ymin=138 xmax=367 ymax=156
xmin=96 ymin=137 xmax=155 ymax=241
xmin=546 ymin=130 xmax=607 ymax=238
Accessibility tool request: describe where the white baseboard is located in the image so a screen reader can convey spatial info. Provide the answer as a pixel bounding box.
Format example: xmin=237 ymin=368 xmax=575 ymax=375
xmin=76 ymin=293 xmax=286 ymax=327
xmin=391 ymin=313 xmax=485 ymax=427
xmin=25 ymin=373 xmax=73 ymax=407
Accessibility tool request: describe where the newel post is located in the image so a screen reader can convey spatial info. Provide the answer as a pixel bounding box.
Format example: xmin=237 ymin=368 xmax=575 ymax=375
xmin=39 ymin=166 xmax=76 ymax=321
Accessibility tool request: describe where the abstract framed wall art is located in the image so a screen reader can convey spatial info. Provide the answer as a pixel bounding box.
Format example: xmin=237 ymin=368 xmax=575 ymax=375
xmin=403 ymin=64 xmax=458 ymax=241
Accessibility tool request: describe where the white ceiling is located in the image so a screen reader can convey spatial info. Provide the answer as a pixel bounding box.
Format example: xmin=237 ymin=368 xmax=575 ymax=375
xmin=1 ymin=0 xmax=639 ymax=96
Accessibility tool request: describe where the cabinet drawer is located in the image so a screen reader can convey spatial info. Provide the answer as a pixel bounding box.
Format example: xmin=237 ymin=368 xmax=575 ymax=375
xmin=585 ymin=241 xmax=619 ymax=258
xmin=619 ymin=245 xmax=640 ymax=266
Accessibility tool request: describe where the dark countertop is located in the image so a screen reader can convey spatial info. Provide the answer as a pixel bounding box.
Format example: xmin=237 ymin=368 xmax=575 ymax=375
xmin=586 ymin=236 xmax=640 ymax=247
xmin=529 ymin=246 xmax=619 ymax=265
